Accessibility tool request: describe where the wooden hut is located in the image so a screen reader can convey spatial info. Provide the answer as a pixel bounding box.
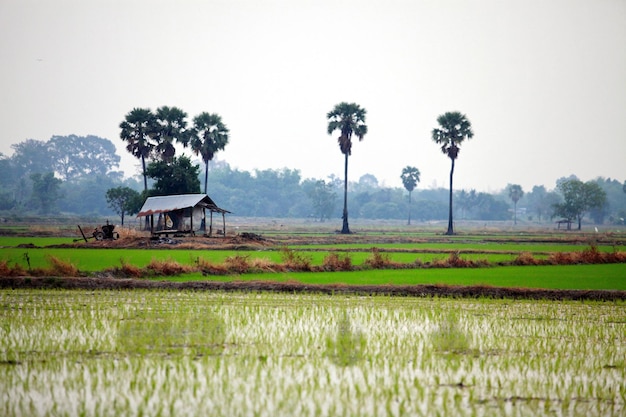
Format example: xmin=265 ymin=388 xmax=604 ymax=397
xmin=137 ymin=194 xmax=230 ymax=237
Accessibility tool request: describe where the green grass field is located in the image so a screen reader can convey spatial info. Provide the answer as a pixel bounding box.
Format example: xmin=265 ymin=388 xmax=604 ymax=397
xmin=160 ymin=264 xmax=626 ymax=291
xmin=1 ymin=234 xmax=625 ymax=291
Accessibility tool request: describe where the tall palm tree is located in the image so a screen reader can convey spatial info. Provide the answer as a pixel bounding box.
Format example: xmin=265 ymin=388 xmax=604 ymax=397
xmin=119 ymin=108 xmax=158 ymax=193
xmin=155 ymin=106 xmax=189 ymax=162
xmin=431 ymin=111 xmax=474 ymax=235
xmin=190 ymin=112 xmax=230 ymax=194
xmin=400 ymin=166 xmax=421 ymax=225
xmin=507 ymin=184 xmax=524 ymax=225
xmin=327 ymin=102 xmax=368 ymax=234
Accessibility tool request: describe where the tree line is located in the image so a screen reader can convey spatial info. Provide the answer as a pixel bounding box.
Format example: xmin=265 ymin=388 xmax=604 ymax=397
xmin=1 ymin=102 xmax=624 ymax=229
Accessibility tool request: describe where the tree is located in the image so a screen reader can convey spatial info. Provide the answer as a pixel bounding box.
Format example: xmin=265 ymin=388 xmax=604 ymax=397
xmin=400 ymin=166 xmax=421 ymax=225
xmin=48 ymin=135 xmax=121 ymax=181
xmin=155 ymin=106 xmax=189 ymax=162
xmin=456 ymin=189 xmax=477 ymax=219
xmin=327 ymin=102 xmax=368 ymax=234
xmin=431 ymin=111 xmax=474 ymax=235
xmin=119 ymin=108 xmax=158 ymax=193
xmin=29 ymin=172 xmax=62 ymax=214
xmin=306 ymin=179 xmax=337 ymax=222
xmin=105 ymin=186 xmax=142 ymax=225
xmin=10 ymin=139 xmax=54 ymax=177
xmin=190 ymin=112 xmax=230 ymax=194
xmin=552 ymin=179 xmax=607 ymax=230
xmin=507 ymin=184 xmax=524 ymax=225
xmin=145 ymin=155 xmax=201 ymax=196
xmin=474 ymin=192 xmax=510 ymax=220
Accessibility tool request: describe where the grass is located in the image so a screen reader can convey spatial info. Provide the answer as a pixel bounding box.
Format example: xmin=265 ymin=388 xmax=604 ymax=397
xmin=162 ymin=263 xmax=626 ymax=291
xmin=1 ymin=290 xmax=624 ymax=416
xmin=1 ymin=234 xmax=625 ymax=291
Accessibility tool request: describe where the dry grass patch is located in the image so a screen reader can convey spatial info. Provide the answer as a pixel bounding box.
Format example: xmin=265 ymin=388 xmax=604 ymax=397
xmin=363 ymin=247 xmax=400 ymax=269
xmin=322 ymin=253 xmax=353 ymax=271
xmin=0 ymin=260 xmax=27 ymax=276
xmin=280 ymin=246 xmax=313 ymax=271
xmin=146 ymin=258 xmax=195 ymax=276
xmin=512 ymin=252 xmax=541 ymax=266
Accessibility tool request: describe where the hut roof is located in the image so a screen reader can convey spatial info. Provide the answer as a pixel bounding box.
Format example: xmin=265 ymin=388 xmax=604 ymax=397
xmin=137 ymin=194 xmax=230 ymax=217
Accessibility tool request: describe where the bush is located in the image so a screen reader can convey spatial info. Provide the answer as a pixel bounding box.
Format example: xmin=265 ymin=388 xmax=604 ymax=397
xmin=322 ymin=253 xmax=353 ymax=271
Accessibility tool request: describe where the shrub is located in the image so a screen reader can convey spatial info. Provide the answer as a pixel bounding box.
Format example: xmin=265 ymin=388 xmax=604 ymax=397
xmin=118 ymin=260 xmax=143 ymax=278
xmin=249 ymin=257 xmax=282 ymax=273
xmin=363 ymin=247 xmax=394 ymax=269
xmin=146 ymin=258 xmax=194 ymax=276
xmin=512 ymin=252 xmax=540 ymax=266
xmin=224 ymin=255 xmax=251 ymax=274
xmin=46 ymin=256 xmax=79 ymax=277
xmin=322 ymin=253 xmax=353 ymax=272
xmin=279 ymin=246 xmax=312 ymax=271
xmin=194 ymin=257 xmax=229 ymax=275
xmin=0 ymin=260 xmax=26 ymax=276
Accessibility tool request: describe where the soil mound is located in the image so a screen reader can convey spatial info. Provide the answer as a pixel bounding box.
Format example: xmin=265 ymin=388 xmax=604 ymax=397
xmin=1 ymin=277 xmax=624 ymax=301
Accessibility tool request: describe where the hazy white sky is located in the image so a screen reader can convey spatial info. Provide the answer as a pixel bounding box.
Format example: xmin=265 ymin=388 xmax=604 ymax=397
xmin=1 ymin=0 xmax=624 ymax=192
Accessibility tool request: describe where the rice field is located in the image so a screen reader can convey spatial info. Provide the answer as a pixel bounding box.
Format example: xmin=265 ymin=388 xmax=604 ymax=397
xmin=1 ymin=289 xmax=624 ymax=416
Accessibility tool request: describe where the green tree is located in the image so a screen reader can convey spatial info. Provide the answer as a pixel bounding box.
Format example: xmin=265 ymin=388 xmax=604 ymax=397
xmin=29 ymin=172 xmax=62 ymax=214
xmin=431 ymin=111 xmax=474 ymax=235
xmin=507 ymin=184 xmax=524 ymax=225
xmin=48 ymin=135 xmax=121 ymax=181
xmin=552 ymin=179 xmax=607 ymax=230
xmin=474 ymin=192 xmax=510 ymax=220
xmin=400 ymin=166 xmax=421 ymax=225
xmin=306 ymin=179 xmax=337 ymax=222
xmin=119 ymin=108 xmax=158 ymax=193
xmin=155 ymin=106 xmax=190 ymax=162
xmin=327 ymin=102 xmax=368 ymax=234
xmin=456 ymin=189 xmax=477 ymax=220
xmin=10 ymin=139 xmax=54 ymax=177
xmin=190 ymin=112 xmax=230 ymax=194
xmin=145 ymin=155 xmax=201 ymax=196
xmin=105 ymin=186 xmax=142 ymax=225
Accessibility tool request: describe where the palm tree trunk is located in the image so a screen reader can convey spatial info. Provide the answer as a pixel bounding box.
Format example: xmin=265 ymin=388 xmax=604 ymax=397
xmin=141 ymin=155 xmax=148 ymax=193
xmin=141 ymin=155 xmax=149 ymax=230
xmin=408 ymin=190 xmax=412 ymax=225
xmin=204 ymin=160 xmax=209 ymax=194
xmin=341 ymin=152 xmax=350 ymax=234
xmin=446 ymin=158 xmax=455 ymax=235
xmin=201 ymin=160 xmax=209 ymax=231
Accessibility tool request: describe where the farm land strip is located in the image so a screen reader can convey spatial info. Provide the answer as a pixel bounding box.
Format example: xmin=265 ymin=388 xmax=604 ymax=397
xmin=1 ymin=290 xmax=624 ymax=416
xmin=1 ymin=228 xmax=625 ymax=298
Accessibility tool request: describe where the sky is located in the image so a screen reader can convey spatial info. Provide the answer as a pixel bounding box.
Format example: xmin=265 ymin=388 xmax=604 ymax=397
xmin=1 ymin=0 xmax=625 ymax=193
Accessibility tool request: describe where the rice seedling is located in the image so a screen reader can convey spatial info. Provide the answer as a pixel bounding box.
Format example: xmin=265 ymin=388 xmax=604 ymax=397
xmin=0 ymin=290 xmax=624 ymax=417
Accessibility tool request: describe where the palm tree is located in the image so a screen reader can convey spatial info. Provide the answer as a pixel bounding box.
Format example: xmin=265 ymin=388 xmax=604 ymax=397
xmin=400 ymin=166 xmax=421 ymax=225
xmin=119 ymin=108 xmax=158 ymax=193
xmin=507 ymin=184 xmax=524 ymax=225
xmin=155 ymin=106 xmax=189 ymax=162
xmin=431 ymin=111 xmax=474 ymax=235
xmin=190 ymin=112 xmax=230 ymax=194
xmin=327 ymin=102 xmax=368 ymax=234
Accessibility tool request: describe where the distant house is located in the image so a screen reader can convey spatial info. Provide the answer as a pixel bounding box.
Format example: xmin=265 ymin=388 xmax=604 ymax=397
xmin=137 ymin=194 xmax=231 ymax=237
